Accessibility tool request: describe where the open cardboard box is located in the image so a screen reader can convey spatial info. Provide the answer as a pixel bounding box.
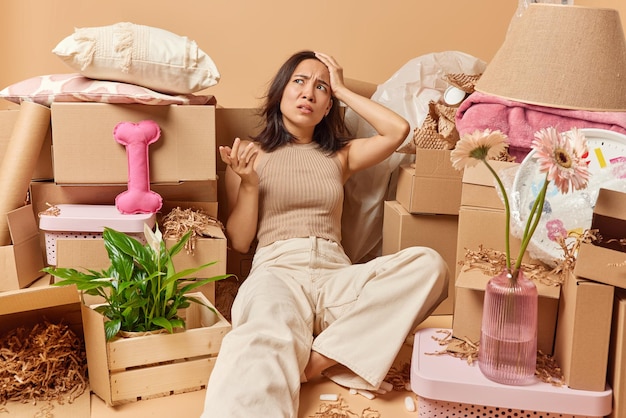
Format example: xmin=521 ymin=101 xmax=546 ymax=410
xmin=160 ymin=201 xmax=226 ymax=304
xmin=0 ymin=204 xmax=46 ymax=291
xmin=575 ymin=187 xmax=626 ymax=289
xmin=0 ymin=284 xmax=90 ymax=416
xmin=452 ymin=267 xmax=560 ymax=354
xmin=456 ymin=161 xmax=532 ymax=280
xmin=455 ymin=207 xmax=537 ymax=279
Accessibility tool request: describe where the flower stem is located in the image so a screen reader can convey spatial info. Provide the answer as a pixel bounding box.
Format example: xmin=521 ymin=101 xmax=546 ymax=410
xmin=514 ymin=176 xmax=549 ymax=272
xmin=483 ymin=160 xmax=512 ymax=271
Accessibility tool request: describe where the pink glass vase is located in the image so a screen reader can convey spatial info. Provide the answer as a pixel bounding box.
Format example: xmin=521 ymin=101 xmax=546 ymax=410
xmin=478 ymin=268 xmax=538 ymax=385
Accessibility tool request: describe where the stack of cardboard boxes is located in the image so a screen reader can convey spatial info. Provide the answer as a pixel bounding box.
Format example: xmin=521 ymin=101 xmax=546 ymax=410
xmin=572 ymin=188 xmax=626 ymax=416
xmin=429 ymin=154 xmax=623 ymax=415
xmin=382 ymin=147 xmax=461 ymax=317
xmin=386 ymin=142 xmax=623 ymax=413
xmin=30 ymin=102 xmax=227 ymax=304
xmin=451 ymin=159 xmax=618 ymax=398
xmin=0 ymin=100 xmax=233 ymax=414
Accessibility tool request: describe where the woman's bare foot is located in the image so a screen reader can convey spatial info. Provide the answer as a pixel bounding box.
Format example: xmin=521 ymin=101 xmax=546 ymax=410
xmin=304 ymin=351 xmax=338 ymax=381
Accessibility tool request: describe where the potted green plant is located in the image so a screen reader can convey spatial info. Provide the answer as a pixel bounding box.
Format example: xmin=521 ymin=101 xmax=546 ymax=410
xmin=43 ymin=223 xmax=231 ymax=341
xmin=43 ymin=222 xmax=233 ymax=405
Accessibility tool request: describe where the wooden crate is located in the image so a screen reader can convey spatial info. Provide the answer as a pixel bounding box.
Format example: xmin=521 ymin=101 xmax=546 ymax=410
xmin=82 ymin=292 xmax=230 ymax=406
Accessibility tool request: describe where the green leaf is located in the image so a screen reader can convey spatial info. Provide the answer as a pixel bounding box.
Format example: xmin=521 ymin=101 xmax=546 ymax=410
xmin=168 ymin=318 xmax=185 ymax=330
xmin=166 ymin=231 xmax=193 ymax=258
xmin=105 ymin=318 xmax=122 ymax=341
xmin=151 ymin=317 xmax=173 ymax=334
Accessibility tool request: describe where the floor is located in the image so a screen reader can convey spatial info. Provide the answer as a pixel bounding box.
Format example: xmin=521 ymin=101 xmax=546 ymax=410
xmin=88 ymin=316 xmax=453 ymax=417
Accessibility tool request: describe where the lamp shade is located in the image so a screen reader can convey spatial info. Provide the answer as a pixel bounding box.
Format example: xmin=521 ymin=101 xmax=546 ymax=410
xmin=475 ymin=4 xmax=626 ymax=112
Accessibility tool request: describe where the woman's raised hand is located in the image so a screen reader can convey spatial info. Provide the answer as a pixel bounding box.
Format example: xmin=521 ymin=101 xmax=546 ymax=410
xmin=219 ymin=137 xmax=259 ymax=185
xmin=315 ymin=52 xmax=346 ymax=95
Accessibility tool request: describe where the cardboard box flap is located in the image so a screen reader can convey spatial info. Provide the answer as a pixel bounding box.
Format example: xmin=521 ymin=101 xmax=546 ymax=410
xmin=7 ymin=205 xmax=39 ymax=243
xmin=203 ymin=223 xmax=226 ymax=239
xmin=588 ymin=188 xmax=626 ymax=253
xmin=414 ymin=149 xmax=462 ymax=179
xmin=593 ymin=187 xmax=626 ymax=219
xmin=0 ymin=284 xmax=79 ymax=315
xmin=0 ymin=204 xmax=46 ymax=290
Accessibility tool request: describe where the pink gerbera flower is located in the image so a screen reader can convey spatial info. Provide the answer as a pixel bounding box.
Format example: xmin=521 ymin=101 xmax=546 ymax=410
xmin=532 ymin=127 xmax=590 ymax=194
xmin=450 ymin=129 xmax=508 ymax=170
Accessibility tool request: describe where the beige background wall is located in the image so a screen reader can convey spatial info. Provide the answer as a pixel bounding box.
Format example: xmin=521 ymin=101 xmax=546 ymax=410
xmin=1 ymin=0 xmax=624 ymax=108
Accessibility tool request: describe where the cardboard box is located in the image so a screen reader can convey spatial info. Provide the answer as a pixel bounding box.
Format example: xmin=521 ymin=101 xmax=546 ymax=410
xmin=455 ymin=206 xmax=535 ymax=279
xmin=382 ymin=199 xmax=458 ymax=315
xmin=575 ymin=188 xmax=626 ymax=289
xmin=452 ymin=268 xmax=560 ymax=354
xmin=0 ymin=285 xmax=90 ymax=416
xmin=553 ymin=274 xmax=614 ymax=392
xmin=30 ymin=180 xmax=218 ymax=217
xmin=0 ymin=109 xmax=53 ymax=180
xmin=455 ymin=161 xmax=534 ymax=279
xmin=609 ymin=289 xmax=626 ymax=418
xmin=83 ymin=291 xmax=230 ymax=406
xmin=51 ymin=102 xmax=217 ymax=184
xmin=0 ymin=205 xmax=45 ymax=291
xmin=161 ymin=201 xmax=226 ymax=303
xmin=460 ymin=160 xmax=518 ymax=210
xmin=395 ymin=149 xmax=463 ymax=215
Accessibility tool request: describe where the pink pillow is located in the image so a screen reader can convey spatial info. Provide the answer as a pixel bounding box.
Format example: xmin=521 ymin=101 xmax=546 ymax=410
xmin=0 ymin=74 xmax=216 ymax=107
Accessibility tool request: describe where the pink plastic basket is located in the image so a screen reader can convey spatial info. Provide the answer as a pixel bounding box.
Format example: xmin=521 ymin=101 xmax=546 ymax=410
xmin=39 ymin=204 xmax=156 ymax=265
xmin=411 ymin=328 xmax=612 ymax=418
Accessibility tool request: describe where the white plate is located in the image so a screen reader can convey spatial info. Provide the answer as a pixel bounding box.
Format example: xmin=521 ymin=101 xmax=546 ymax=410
xmin=510 ymin=128 xmax=626 ymax=266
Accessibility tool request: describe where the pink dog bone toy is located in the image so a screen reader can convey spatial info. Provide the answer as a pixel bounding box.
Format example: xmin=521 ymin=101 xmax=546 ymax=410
xmin=113 ymin=120 xmax=163 ymax=214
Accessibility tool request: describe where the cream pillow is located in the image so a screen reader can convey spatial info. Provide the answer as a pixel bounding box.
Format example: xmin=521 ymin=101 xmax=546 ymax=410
xmin=52 ymin=22 xmax=220 ymax=94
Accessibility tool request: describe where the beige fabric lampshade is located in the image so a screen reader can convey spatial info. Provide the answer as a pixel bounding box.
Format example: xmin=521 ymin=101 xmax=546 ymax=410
xmin=475 ymin=4 xmax=626 ymax=112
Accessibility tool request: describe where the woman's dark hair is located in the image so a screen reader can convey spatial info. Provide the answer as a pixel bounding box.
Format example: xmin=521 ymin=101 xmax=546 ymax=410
xmin=253 ymin=50 xmax=350 ymax=153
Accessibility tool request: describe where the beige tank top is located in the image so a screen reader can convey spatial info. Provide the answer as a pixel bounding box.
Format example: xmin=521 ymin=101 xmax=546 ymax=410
xmin=255 ymin=142 xmax=344 ymax=248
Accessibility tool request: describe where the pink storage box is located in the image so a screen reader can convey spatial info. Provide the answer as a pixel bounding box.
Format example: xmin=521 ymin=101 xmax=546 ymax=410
xmin=410 ymin=328 xmax=612 ymax=418
xmin=39 ymin=204 xmax=156 ymax=265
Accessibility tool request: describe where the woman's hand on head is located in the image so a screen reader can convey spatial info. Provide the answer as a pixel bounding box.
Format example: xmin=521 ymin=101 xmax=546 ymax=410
xmin=219 ymin=138 xmax=259 ymax=186
xmin=315 ymin=52 xmax=346 ymax=96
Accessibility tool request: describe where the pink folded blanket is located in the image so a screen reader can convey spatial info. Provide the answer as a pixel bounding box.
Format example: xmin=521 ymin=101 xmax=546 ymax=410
xmin=456 ymin=91 xmax=626 ymax=161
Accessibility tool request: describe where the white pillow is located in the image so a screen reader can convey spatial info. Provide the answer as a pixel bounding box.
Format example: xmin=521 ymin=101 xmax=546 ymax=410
xmin=0 ymin=74 xmax=216 ymax=106
xmin=52 ymin=22 xmax=220 ymax=95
